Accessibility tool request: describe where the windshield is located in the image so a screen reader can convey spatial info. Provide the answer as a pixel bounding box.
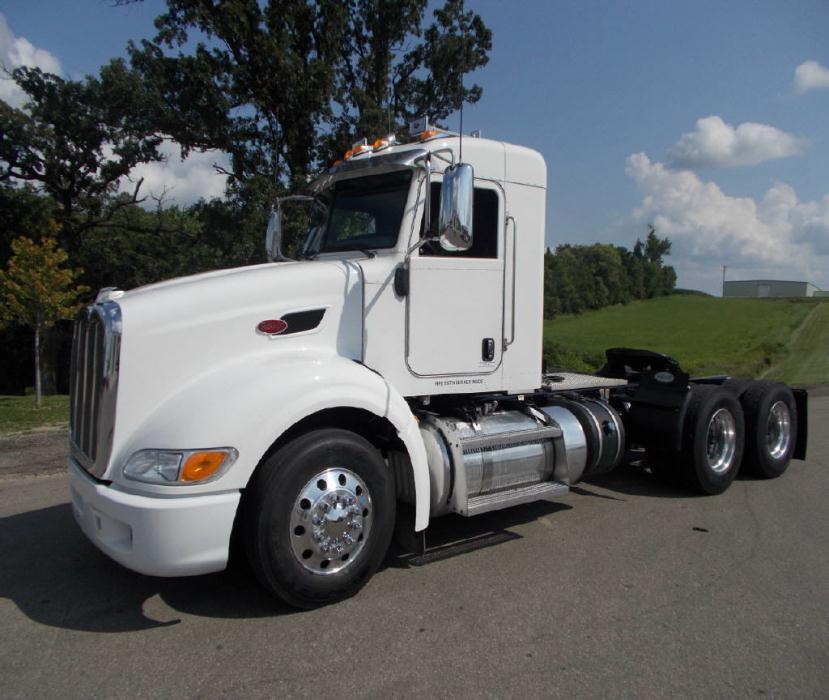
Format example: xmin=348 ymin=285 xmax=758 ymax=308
xmin=304 ymin=170 xmax=412 ymax=256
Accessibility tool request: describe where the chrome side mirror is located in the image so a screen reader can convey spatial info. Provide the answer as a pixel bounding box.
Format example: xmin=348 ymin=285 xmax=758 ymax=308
xmin=438 ymin=162 xmax=474 ymax=252
xmin=265 ymin=208 xmax=282 ymax=261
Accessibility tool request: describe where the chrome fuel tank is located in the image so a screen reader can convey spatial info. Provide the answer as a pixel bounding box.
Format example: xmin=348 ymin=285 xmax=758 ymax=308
xmin=420 ymin=397 xmax=625 ymax=518
xmin=420 ymin=410 xmax=561 ymax=516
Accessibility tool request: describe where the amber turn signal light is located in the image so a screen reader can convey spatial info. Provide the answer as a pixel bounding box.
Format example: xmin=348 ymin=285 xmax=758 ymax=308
xmin=181 ymin=451 xmax=228 ymax=482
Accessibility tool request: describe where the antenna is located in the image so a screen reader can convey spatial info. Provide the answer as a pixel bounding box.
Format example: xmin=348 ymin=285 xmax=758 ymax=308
xmin=458 ymin=0 xmax=465 ymax=163
xmin=388 ymin=58 xmax=393 ymax=135
xmin=459 ymin=94 xmax=464 ymax=162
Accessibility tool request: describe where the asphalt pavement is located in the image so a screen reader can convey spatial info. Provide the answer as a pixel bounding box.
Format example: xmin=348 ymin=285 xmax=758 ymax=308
xmin=1 ymin=398 xmax=827 ymax=699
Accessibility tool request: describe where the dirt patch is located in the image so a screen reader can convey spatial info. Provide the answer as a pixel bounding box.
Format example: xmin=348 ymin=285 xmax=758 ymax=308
xmin=0 ymin=429 xmax=68 ymax=479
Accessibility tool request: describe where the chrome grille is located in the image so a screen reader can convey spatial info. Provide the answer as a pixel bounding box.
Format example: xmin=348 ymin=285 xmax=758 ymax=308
xmin=69 ymin=301 xmax=122 ymax=478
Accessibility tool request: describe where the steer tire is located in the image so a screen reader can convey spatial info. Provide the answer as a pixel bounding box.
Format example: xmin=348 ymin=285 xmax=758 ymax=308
xmin=243 ymin=428 xmax=396 ymax=609
xmin=679 ymin=385 xmax=745 ymax=495
xmin=739 ymin=381 xmax=797 ymax=479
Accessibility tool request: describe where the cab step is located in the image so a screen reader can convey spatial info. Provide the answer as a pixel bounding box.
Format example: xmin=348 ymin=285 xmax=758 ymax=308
xmin=464 ymin=481 xmax=570 ymax=517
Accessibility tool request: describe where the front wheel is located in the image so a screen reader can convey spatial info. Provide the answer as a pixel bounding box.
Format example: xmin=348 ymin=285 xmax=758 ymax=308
xmin=244 ymin=428 xmax=396 ymax=608
xmin=680 ymin=385 xmax=745 ymax=495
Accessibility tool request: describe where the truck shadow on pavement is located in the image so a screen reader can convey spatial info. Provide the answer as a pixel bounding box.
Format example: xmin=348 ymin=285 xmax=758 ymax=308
xmin=0 ymin=502 xmax=291 ymax=632
xmin=0 ymin=499 xmax=572 ymax=632
xmin=385 ymin=501 xmax=572 ymax=569
xmin=580 ymin=459 xmax=705 ymax=500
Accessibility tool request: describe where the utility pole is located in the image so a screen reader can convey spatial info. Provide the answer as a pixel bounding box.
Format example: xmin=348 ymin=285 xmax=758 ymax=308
xmin=722 ymin=265 xmax=727 ymax=297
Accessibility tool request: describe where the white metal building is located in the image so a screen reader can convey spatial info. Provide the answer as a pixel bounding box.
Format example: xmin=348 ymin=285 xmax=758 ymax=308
xmin=722 ymin=280 xmax=825 ymax=298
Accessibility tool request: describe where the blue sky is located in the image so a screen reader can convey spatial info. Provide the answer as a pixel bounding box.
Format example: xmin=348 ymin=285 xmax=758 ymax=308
xmin=2 ymin=0 xmax=828 ymax=294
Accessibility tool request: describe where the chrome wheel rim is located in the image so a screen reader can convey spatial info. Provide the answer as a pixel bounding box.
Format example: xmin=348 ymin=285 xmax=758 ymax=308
xmin=290 ymin=468 xmax=372 ymax=575
xmin=706 ymin=408 xmax=737 ymax=474
xmin=766 ymin=401 xmax=791 ymax=460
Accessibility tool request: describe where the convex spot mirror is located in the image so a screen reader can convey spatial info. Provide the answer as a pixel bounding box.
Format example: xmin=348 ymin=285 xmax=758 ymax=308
xmin=438 ymin=162 xmax=474 ymax=252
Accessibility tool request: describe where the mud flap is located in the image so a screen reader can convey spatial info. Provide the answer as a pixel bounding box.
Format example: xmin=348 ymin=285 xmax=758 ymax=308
xmin=793 ymin=388 xmax=808 ymax=461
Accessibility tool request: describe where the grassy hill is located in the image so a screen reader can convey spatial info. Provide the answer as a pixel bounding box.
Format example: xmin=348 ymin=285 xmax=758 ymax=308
xmin=543 ymin=296 xmax=829 ymax=386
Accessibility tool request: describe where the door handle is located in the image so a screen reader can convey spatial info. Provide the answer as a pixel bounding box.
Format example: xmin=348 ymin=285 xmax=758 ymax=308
xmin=482 ymin=337 xmax=495 ymax=362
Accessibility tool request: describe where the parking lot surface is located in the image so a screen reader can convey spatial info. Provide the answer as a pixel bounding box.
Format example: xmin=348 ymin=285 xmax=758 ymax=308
xmin=1 ymin=398 xmax=827 ymax=699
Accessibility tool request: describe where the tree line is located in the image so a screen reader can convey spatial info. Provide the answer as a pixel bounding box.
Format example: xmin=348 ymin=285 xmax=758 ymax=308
xmin=544 ymin=226 xmax=677 ymax=318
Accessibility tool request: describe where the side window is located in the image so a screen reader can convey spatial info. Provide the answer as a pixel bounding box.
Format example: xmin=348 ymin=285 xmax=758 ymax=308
xmin=420 ymin=182 xmax=500 ymax=258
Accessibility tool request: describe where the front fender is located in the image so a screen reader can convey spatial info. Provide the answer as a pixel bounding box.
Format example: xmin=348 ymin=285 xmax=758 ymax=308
xmin=110 ymin=350 xmax=431 ymax=530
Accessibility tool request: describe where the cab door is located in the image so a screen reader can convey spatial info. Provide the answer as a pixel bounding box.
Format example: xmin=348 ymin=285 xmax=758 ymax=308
xmin=406 ymin=181 xmax=505 ymax=377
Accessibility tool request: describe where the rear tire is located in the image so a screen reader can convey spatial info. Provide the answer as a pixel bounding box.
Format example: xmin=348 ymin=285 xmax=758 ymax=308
xmin=723 ymin=378 xmax=752 ymax=398
xmin=679 ymin=385 xmax=745 ymax=495
xmin=244 ymin=428 xmax=396 ymax=608
xmin=739 ymin=381 xmax=797 ymax=479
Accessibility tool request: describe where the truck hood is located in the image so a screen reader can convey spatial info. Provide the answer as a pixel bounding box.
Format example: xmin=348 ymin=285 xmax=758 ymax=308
xmin=116 ymin=259 xmax=361 ymax=342
xmin=110 ymin=259 xmax=365 ymax=460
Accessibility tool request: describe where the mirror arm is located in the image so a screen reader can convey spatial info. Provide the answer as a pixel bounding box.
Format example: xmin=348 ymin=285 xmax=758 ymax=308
xmin=272 ymin=205 xmax=294 ymax=263
xmin=404 ymin=153 xmax=435 ymax=263
xmin=405 ymin=236 xmax=439 ymax=257
xmin=270 ymin=195 xmax=315 ymax=262
xmin=430 ymin=148 xmax=455 ymax=167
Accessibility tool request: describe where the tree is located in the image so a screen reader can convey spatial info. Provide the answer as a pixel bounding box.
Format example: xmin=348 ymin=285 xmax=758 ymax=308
xmin=643 ymin=224 xmax=672 ymax=263
xmin=0 ymin=62 xmax=163 ymax=253
xmin=127 ymin=0 xmax=491 ymax=218
xmin=326 ymin=0 xmax=491 ymax=160
xmin=0 ymin=236 xmax=88 ymax=407
xmin=631 ymin=225 xmax=676 ymax=299
xmin=0 ymin=186 xmax=55 ymax=264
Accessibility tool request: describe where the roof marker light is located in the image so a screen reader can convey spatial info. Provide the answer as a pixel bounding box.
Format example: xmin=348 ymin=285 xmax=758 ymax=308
xmin=350 ymin=137 xmax=372 ymax=157
xmin=372 ymin=134 xmax=397 ymax=152
xmin=418 ymin=129 xmax=442 ymax=142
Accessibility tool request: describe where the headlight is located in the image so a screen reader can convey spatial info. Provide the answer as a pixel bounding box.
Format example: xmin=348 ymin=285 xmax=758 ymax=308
xmin=123 ymin=448 xmax=238 ymax=485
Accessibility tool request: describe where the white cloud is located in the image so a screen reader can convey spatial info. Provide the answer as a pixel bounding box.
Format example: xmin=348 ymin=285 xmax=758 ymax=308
xmin=0 ymin=13 xmax=62 ymax=108
xmin=627 ymin=153 xmax=829 ymax=294
xmin=667 ymin=116 xmax=806 ymax=170
xmin=117 ymin=141 xmax=230 ymax=206
xmin=794 ymin=60 xmax=829 ymax=93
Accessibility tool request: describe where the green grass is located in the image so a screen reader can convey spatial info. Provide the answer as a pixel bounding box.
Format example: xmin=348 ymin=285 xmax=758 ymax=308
xmin=0 ymin=395 xmax=69 ymax=436
xmin=544 ymin=296 xmax=829 ymax=385
xmin=763 ymin=302 xmax=829 ymax=386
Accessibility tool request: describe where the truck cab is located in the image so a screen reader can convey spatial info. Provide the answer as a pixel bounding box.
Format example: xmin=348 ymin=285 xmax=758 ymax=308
xmin=67 ymin=125 xmax=807 ymax=608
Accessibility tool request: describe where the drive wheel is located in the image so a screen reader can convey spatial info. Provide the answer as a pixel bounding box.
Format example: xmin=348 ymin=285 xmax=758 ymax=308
xmin=244 ymin=428 xmax=395 ymax=608
xmin=723 ymin=378 xmax=752 ymax=398
xmin=680 ymin=385 xmax=745 ymax=494
xmin=739 ymin=381 xmax=797 ymax=479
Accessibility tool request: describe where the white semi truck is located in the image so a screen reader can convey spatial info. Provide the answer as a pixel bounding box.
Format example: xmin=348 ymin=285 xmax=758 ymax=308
xmin=68 ymin=123 xmax=808 ymax=608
